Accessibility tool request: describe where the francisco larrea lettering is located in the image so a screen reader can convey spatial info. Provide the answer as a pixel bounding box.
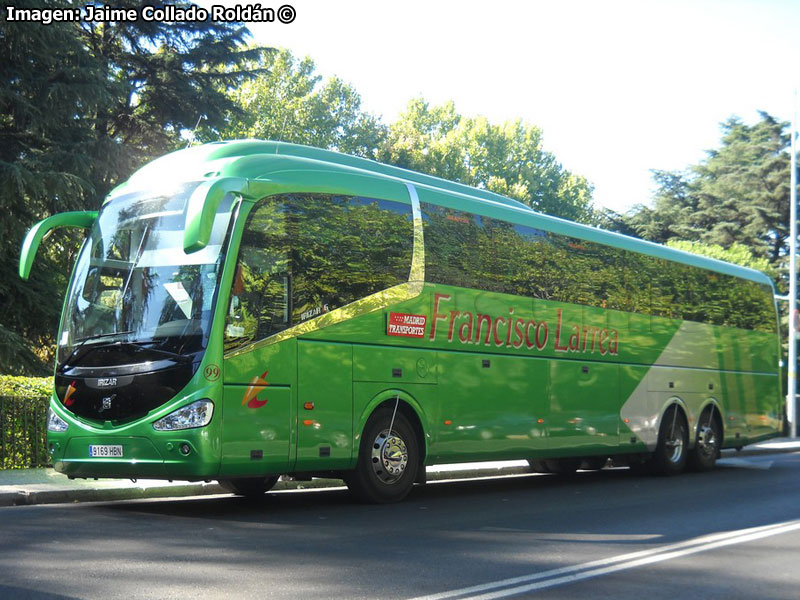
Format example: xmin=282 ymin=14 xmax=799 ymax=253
xmin=428 ymin=293 xmax=620 ymax=356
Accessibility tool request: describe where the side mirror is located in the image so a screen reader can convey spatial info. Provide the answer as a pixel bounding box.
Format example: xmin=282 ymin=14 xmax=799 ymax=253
xmin=183 ymin=177 xmax=249 ymax=253
xmin=19 ymin=211 xmax=97 ymax=280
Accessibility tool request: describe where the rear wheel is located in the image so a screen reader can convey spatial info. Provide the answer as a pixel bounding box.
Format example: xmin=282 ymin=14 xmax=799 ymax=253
xmin=219 ymin=476 xmax=279 ymax=498
xmin=543 ymin=458 xmax=581 ymax=475
xmin=688 ymin=407 xmax=722 ymax=472
xmin=529 ymin=458 xmax=587 ymax=474
xmin=647 ymin=405 xmax=689 ymax=475
xmin=346 ymin=408 xmax=419 ymax=504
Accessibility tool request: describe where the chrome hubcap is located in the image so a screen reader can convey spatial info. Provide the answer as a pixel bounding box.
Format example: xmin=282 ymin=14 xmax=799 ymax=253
xmin=665 ymin=424 xmax=685 ymax=463
xmin=696 ymin=423 xmax=717 ymax=458
xmin=371 ymin=429 xmax=409 ymax=485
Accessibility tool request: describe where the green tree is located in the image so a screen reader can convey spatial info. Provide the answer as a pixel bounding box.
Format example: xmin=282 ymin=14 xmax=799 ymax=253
xmin=0 ymin=0 xmax=107 ymax=373
xmin=1 ymin=1 xmax=267 ymax=374
xmin=691 ymin=114 xmax=789 ymax=263
xmin=215 ymin=49 xmax=385 ymax=158
xmin=77 ymin=0 xmax=267 ymax=199
xmin=598 ymin=170 xmax=699 ymax=242
xmin=378 ymin=99 xmax=594 ymax=223
xmin=607 ymin=112 xmax=791 ymax=284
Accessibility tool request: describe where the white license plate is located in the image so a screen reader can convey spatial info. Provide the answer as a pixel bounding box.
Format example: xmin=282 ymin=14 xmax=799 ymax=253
xmin=89 ymin=445 xmax=123 ymax=458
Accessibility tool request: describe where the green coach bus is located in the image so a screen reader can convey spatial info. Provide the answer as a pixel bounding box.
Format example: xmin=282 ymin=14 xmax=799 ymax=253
xmin=19 ymin=141 xmax=782 ymax=503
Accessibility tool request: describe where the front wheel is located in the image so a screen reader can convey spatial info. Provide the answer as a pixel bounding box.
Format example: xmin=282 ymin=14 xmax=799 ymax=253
xmin=219 ymin=476 xmax=279 ymax=498
xmin=528 ymin=459 xmax=551 ymax=473
xmin=345 ymin=408 xmax=419 ymax=504
xmin=580 ymin=457 xmax=608 ymax=471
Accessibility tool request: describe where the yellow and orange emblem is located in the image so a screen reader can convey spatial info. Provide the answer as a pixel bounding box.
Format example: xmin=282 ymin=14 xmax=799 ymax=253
xmin=64 ymin=380 xmax=77 ymax=406
xmin=242 ymin=370 xmax=269 ymax=409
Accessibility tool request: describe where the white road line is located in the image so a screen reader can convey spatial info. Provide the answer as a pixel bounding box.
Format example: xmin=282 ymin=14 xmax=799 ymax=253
xmin=407 ymin=519 xmax=800 ymax=600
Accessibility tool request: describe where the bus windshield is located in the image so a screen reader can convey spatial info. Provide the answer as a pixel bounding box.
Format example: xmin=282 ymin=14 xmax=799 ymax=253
xmin=57 ymin=181 xmax=235 ymax=368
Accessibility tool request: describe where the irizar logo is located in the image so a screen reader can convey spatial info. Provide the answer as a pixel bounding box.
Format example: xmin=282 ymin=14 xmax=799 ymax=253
xmin=97 ymin=377 xmax=118 ymax=387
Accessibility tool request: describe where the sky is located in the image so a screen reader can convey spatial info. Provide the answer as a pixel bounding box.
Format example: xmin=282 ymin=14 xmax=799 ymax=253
xmin=209 ymin=0 xmax=800 ymax=214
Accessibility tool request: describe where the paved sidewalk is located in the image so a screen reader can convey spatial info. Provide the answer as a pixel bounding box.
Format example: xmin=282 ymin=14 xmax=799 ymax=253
xmin=2 ymin=438 xmax=799 ymax=507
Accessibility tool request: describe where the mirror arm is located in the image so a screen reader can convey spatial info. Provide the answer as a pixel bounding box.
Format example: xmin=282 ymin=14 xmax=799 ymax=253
xmin=183 ymin=178 xmax=274 ymax=254
xmin=19 ymin=211 xmax=98 ymax=280
xmin=184 ymin=178 xmax=243 ymax=253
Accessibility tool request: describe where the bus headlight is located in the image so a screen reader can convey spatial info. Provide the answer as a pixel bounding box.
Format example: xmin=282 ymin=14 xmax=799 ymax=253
xmin=153 ymin=400 xmax=214 ymax=431
xmin=47 ymin=408 xmax=69 ymax=433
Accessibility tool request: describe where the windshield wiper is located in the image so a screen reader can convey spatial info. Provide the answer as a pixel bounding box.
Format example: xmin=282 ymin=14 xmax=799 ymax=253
xmin=119 ymin=341 xmax=193 ymax=363
xmin=61 ymin=330 xmax=135 ymax=367
xmin=61 ymin=336 xmax=192 ymax=369
xmin=119 ymin=223 xmax=149 ymax=304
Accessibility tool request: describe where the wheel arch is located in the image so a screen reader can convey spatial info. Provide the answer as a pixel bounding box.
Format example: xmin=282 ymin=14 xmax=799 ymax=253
xmin=657 ymin=397 xmax=690 ymax=433
xmin=694 ymin=399 xmax=725 ymax=445
xmin=356 ymin=389 xmax=429 ymax=467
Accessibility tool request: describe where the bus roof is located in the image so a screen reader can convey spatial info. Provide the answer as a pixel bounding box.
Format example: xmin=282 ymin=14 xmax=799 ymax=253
xmin=113 ymin=139 xmax=775 ymax=289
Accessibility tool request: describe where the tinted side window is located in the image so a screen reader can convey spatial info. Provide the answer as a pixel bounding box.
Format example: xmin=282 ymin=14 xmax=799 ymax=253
xmin=290 ymin=195 xmax=413 ymax=324
xmin=422 ymin=203 xmax=625 ymax=309
xmin=650 ymin=258 xmax=684 ymax=319
xmin=552 ymin=239 xmax=625 ymax=309
xmin=724 ymin=278 xmax=776 ymax=332
xmin=421 ymin=205 xmax=485 ymax=290
xmin=225 ymin=201 xmax=290 ymax=351
xmin=754 ymin=283 xmax=777 ymax=332
xmin=421 ymin=202 xmax=775 ymax=332
xmin=225 ymin=194 xmax=413 ymax=351
xmin=421 ymin=204 xmax=557 ymax=297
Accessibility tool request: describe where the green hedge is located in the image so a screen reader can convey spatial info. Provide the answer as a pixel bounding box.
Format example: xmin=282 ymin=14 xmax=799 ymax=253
xmin=0 ymin=375 xmax=53 ymax=398
xmin=0 ymin=376 xmax=52 ymax=469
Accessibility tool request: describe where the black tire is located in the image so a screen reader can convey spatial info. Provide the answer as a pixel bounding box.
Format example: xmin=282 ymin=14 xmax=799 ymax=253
xmin=528 ymin=459 xmax=551 ymax=473
xmin=580 ymin=457 xmax=608 ymax=471
xmin=219 ymin=476 xmax=279 ymax=498
xmin=543 ymin=458 xmax=581 ymax=475
xmin=647 ymin=405 xmax=689 ymax=475
xmin=687 ymin=407 xmax=722 ymax=472
xmin=345 ymin=408 xmax=419 ymax=504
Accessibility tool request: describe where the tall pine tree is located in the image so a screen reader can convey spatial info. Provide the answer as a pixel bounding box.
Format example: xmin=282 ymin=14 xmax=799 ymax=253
xmin=76 ymin=0 xmax=267 ymax=199
xmin=0 ymin=1 xmax=269 ymax=373
xmin=0 ymin=0 xmax=107 ymax=373
xmin=605 ymin=112 xmax=792 ymax=287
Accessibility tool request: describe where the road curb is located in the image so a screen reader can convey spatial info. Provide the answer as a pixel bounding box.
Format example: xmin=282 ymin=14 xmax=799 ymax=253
xmin=721 ymin=446 xmax=800 ymax=458
xmin=1 ymin=446 xmax=797 ymax=507
xmin=0 ymin=481 xmax=225 ymax=507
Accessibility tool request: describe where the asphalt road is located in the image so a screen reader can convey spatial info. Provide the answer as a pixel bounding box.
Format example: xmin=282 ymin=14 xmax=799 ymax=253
xmin=2 ymin=453 xmax=800 ymax=600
